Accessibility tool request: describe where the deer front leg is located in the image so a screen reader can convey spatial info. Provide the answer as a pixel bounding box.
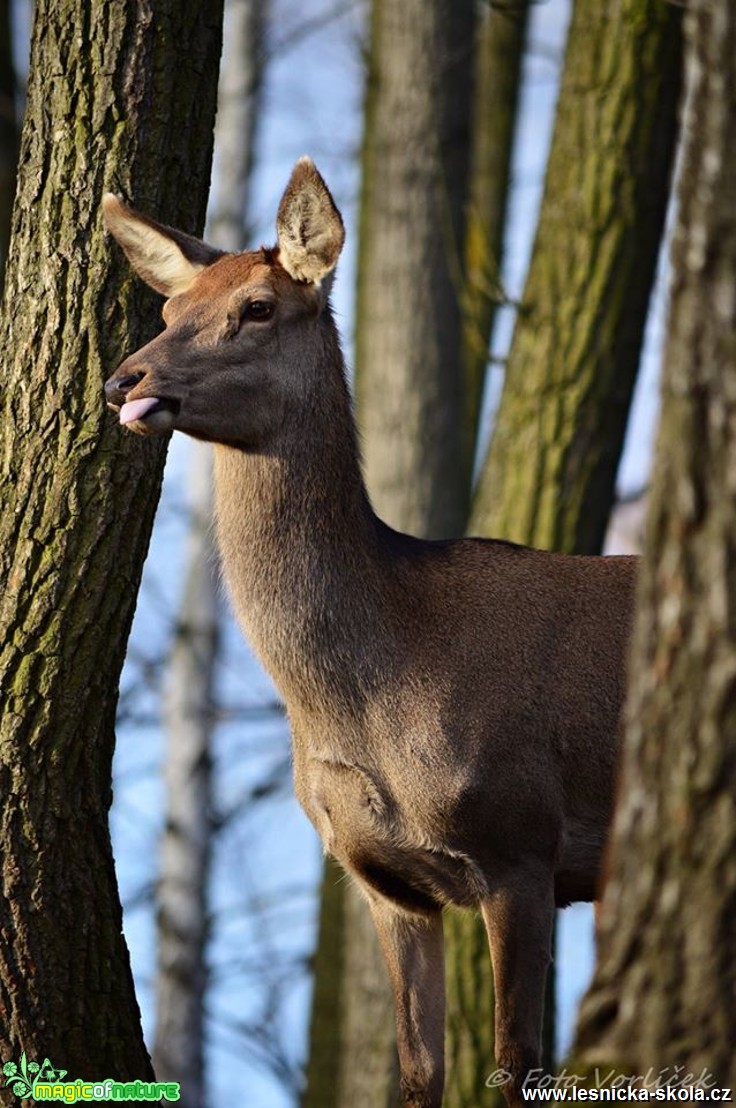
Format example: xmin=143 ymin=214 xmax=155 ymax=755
xmin=481 ymin=866 xmax=555 ymax=1107
xmin=366 ymin=892 xmax=445 ymax=1108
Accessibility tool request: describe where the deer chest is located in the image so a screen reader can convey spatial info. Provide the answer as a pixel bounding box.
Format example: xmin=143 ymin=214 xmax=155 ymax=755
xmin=293 ymin=751 xmax=484 ymax=913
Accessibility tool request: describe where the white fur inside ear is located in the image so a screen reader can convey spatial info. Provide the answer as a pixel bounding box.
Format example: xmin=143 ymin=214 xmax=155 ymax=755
xmin=102 ymin=194 xmax=203 ymax=296
xmin=275 ymin=159 xmax=345 ymax=285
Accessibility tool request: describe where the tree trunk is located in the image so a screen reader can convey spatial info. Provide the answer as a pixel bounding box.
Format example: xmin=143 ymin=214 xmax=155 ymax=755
xmin=449 ymin=0 xmax=682 ymax=1100
xmin=0 ymin=0 xmax=222 ymax=1085
xmin=355 ymin=0 xmax=475 ymax=539
xmin=153 ymin=445 xmax=220 ymax=1108
xmin=302 ymin=857 xmax=347 ymax=1108
xmin=575 ymin=1 xmax=736 ymax=1085
xmin=208 ymin=0 xmax=265 ymax=253
xmin=472 ymin=0 xmax=683 ymax=555
xmin=443 ymin=905 xmax=500 ymax=1108
xmin=462 ymin=0 xmax=530 ymax=464
xmin=152 ymin=4 xmax=265 ymax=1100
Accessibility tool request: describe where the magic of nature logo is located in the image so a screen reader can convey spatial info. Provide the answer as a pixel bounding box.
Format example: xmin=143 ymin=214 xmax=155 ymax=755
xmin=2 ymin=1052 xmax=180 ymax=1102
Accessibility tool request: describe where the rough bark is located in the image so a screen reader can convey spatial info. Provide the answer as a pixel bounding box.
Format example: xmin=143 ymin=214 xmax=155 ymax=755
xmin=575 ymin=1 xmax=736 ymax=1086
xmin=0 ymin=0 xmax=222 ymax=1086
xmin=462 ymin=0 xmax=530 ymax=464
xmin=472 ymin=0 xmax=683 ymax=555
xmin=152 ymin=5 xmax=265 ymax=1099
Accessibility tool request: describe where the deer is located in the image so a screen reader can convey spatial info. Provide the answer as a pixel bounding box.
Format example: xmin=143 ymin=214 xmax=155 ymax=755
xmin=102 ymin=157 xmax=637 ymax=1108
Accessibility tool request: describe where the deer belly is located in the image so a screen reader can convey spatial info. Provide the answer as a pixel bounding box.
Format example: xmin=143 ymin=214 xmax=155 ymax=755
xmin=297 ymin=758 xmax=483 ymax=913
xmin=554 ymin=816 xmax=608 ymax=905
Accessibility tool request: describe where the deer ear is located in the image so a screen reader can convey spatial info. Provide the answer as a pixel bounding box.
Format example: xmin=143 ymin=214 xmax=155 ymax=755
xmin=102 ymin=194 xmax=222 ymax=297
xmin=276 ymin=157 xmax=345 ymax=285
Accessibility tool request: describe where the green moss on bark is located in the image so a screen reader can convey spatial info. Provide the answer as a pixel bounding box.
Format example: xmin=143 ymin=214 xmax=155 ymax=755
xmin=0 ymin=0 xmax=223 ymax=1081
xmin=472 ymin=0 xmax=683 ymax=554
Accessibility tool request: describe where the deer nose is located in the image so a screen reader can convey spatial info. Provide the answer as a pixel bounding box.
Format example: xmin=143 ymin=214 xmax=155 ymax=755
xmin=105 ymin=370 xmax=145 ymax=405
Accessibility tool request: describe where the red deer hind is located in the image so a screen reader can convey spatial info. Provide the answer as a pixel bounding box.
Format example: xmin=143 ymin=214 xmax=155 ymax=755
xmin=103 ymin=158 xmax=636 ymax=1108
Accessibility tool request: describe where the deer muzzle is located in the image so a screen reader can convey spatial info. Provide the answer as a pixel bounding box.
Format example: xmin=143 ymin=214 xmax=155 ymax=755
xmin=104 ymin=370 xmax=180 ymax=432
xmin=104 ymin=370 xmax=145 ymax=407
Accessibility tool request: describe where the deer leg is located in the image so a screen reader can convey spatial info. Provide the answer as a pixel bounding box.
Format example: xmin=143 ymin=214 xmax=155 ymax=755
xmin=366 ymin=892 xmax=445 ymax=1108
xmin=480 ymin=867 xmax=555 ymax=1106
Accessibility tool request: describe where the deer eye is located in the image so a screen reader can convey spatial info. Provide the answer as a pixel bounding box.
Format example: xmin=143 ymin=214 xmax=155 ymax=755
xmin=222 ymin=296 xmax=276 ymax=340
xmin=245 ymin=299 xmax=275 ymax=322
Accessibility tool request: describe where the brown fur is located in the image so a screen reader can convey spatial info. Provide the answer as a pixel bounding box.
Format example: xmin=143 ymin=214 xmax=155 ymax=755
xmin=103 ymin=160 xmax=638 ymax=1107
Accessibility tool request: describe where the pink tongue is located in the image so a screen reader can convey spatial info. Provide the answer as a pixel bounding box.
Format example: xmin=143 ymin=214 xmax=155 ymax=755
xmin=120 ymin=397 xmax=161 ymax=425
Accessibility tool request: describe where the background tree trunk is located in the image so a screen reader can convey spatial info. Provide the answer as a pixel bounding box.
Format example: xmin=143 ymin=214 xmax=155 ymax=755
xmin=443 ymin=904 xmax=501 ymax=1108
xmin=152 ymin=4 xmax=265 ymax=1102
xmin=462 ymin=0 xmax=530 ymax=465
xmin=153 ymin=446 xmax=220 ymax=1107
xmin=447 ymin=1 xmax=683 ymax=1101
xmin=302 ymin=856 xmax=347 ymax=1108
xmin=355 ymin=0 xmax=475 ymax=538
xmin=207 ymin=0 xmax=265 ymax=253
xmin=472 ymin=0 xmax=683 ymax=555
xmin=575 ymin=1 xmax=736 ymax=1084
xmin=0 ymin=0 xmax=222 ymax=1083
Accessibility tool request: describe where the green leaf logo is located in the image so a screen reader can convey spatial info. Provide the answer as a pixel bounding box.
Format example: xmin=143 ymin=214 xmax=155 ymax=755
xmin=2 ymin=1052 xmax=33 ymax=1098
xmin=2 ymin=1053 xmax=67 ymax=1099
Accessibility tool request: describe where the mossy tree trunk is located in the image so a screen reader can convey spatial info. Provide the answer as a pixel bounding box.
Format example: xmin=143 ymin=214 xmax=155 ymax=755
xmin=0 ymin=0 xmax=222 ymax=1085
xmin=575 ymin=0 xmax=736 ymax=1084
xmin=472 ymin=0 xmax=683 ymax=555
xmin=447 ymin=1 xmax=683 ymax=1103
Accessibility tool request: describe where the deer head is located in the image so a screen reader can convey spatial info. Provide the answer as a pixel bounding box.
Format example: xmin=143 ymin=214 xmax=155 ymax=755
xmin=103 ymin=157 xmax=345 ymax=447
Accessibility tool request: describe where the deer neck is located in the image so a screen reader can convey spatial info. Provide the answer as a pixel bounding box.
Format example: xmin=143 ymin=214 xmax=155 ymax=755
xmin=212 ymin=339 xmax=392 ymax=715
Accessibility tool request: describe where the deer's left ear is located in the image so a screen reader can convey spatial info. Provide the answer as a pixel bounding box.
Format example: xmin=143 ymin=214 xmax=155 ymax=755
xmin=102 ymin=194 xmax=222 ymax=297
xmin=276 ymin=157 xmax=345 ymax=285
